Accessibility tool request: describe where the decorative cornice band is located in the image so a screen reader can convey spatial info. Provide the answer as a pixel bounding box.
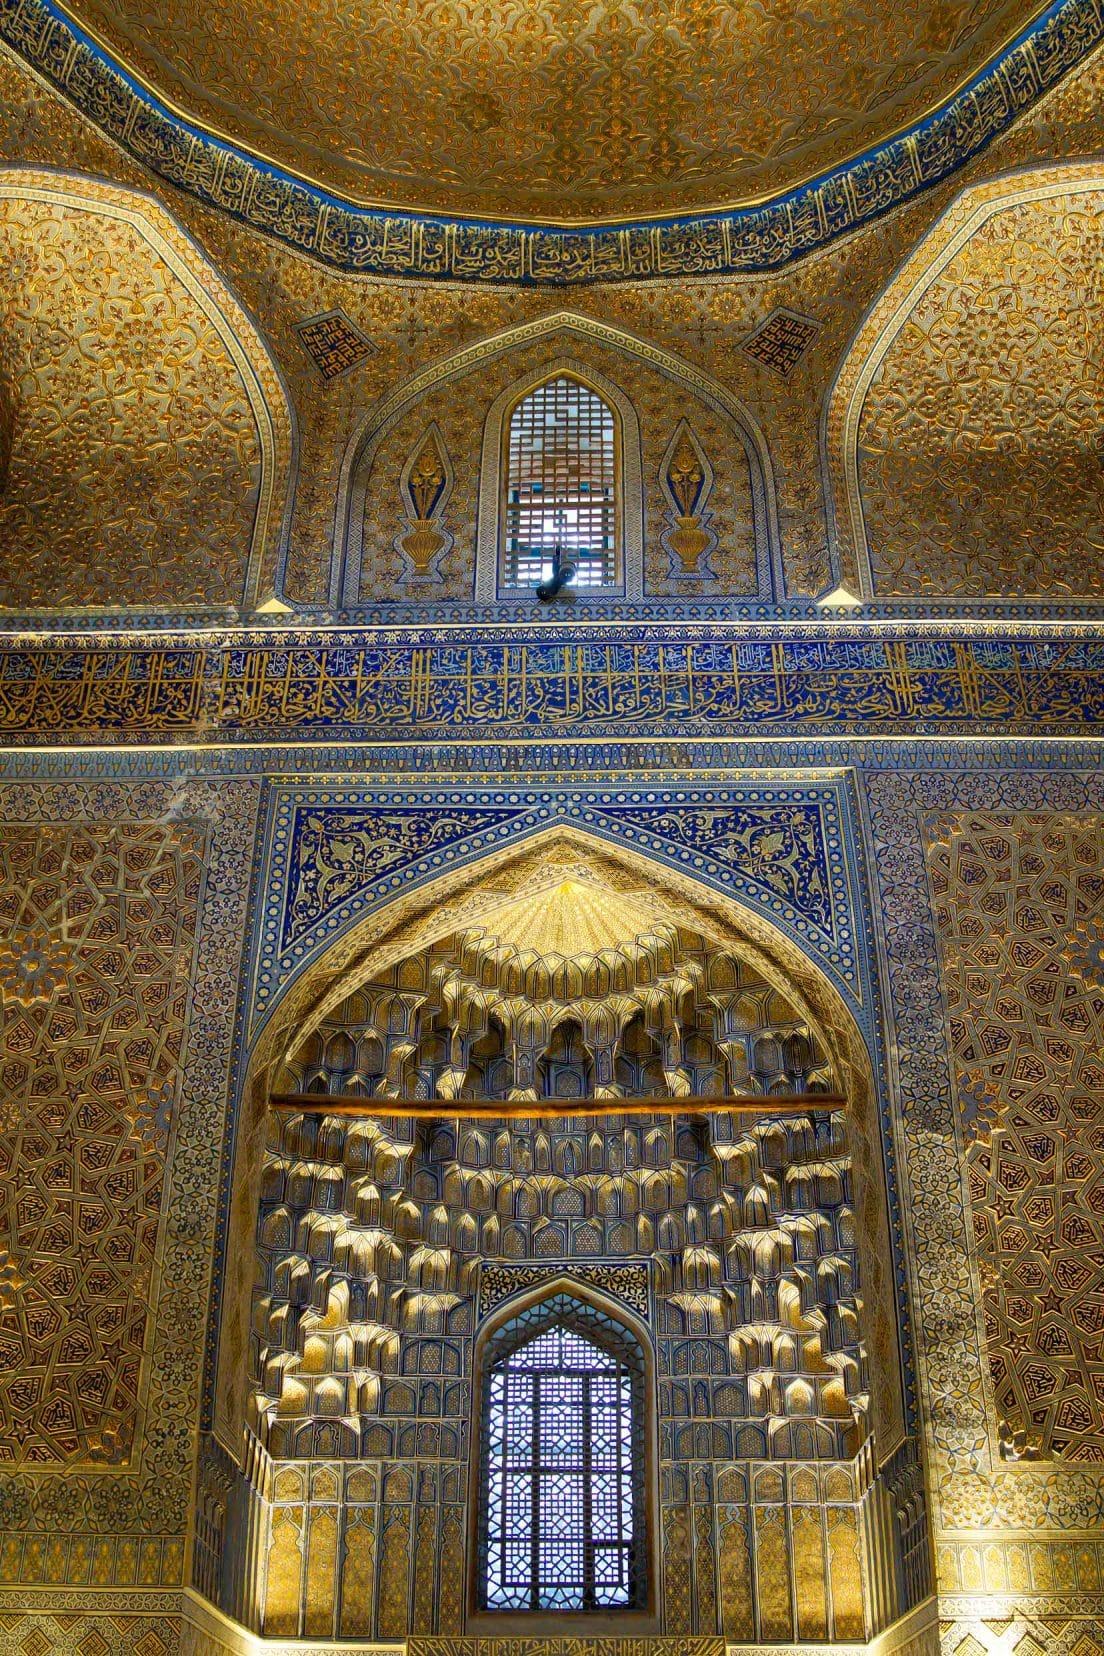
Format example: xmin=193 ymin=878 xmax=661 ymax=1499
xmin=2 ymin=627 xmax=1103 ymax=744
xmin=1 ymin=0 xmax=1102 ymax=284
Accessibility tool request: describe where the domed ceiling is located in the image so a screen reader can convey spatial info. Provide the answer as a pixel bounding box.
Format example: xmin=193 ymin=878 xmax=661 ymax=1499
xmin=59 ymin=0 xmax=1051 ymax=223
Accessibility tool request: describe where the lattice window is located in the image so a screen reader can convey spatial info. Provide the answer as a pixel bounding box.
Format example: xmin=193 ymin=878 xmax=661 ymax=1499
xmin=502 ymin=377 xmax=618 ymax=591
xmin=478 ymin=1292 xmax=646 ymax=1613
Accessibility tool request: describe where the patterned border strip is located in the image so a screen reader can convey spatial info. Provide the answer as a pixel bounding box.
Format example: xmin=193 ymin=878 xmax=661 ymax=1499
xmin=9 ymin=596 xmax=1104 ymax=631
xmin=2 ymin=633 xmax=1104 ymax=743
xmin=478 ymin=1263 xmax=652 ymax=1322
xmin=1 ymin=740 xmax=1104 ymax=782
xmin=260 ymin=788 xmax=855 ymax=1005
xmin=1 ymin=0 xmax=1102 ymax=284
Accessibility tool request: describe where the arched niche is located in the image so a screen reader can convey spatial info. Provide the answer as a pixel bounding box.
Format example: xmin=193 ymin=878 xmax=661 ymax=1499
xmin=824 ymin=162 xmax=1104 ymax=602
xmin=0 ymin=167 xmax=294 ymax=615
xmin=333 ymin=311 xmax=781 ymax=608
xmin=466 ymin=1276 xmax=661 ymax=1633
xmin=478 ymin=360 xmax=641 ymax=600
xmin=214 ymin=824 xmax=903 ymax=1471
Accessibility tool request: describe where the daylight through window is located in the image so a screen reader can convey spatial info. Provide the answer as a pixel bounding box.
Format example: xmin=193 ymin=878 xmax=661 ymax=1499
xmin=479 ymin=1296 xmax=645 ymax=1613
xmin=503 ymin=377 xmax=618 ymax=591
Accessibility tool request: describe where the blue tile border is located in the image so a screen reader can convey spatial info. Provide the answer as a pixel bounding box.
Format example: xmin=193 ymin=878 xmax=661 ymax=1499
xmin=2 ymin=0 xmax=1101 ymax=283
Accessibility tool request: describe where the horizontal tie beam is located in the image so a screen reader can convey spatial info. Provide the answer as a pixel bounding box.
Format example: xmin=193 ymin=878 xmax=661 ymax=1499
xmin=269 ymin=1092 xmax=845 ymax=1121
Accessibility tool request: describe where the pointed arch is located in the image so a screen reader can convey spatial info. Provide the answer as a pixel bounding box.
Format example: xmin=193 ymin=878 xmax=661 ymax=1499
xmin=468 ymin=1273 xmax=659 ymax=1628
xmin=0 ymin=166 xmax=295 ymax=615
xmin=335 ymin=311 xmax=780 ymax=606
xmin=479 ymin=359 xmax=640 ymax=599
xmin=824 ymin=161 xmax=1104 ymax=601
xmin=217 ymin=821 xmax=902 ymax=1473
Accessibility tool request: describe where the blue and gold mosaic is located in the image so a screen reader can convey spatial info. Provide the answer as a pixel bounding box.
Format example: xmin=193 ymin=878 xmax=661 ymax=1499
xmin=1 ymin=0 xmax=1101 ymax=284
xmin=3 ymin=629 xmax=1103 ymax=743
xmin=254 ymin=782 xmax=863 ymax=1030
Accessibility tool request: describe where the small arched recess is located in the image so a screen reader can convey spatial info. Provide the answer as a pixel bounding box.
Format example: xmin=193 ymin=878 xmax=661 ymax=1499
xmin=476 ymin=359 xmax=642 ymax=600
xmin=334 ymin=312 xmax=781 ymax=607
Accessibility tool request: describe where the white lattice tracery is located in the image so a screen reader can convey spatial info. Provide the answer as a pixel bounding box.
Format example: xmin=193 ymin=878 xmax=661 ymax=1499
xmin=503 ymin=377 xmax=617 ymax=591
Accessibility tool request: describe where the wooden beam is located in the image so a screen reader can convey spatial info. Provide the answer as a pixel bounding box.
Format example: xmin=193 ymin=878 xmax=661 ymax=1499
xmin=269 ymin=1092 xmax=845 ymax=1121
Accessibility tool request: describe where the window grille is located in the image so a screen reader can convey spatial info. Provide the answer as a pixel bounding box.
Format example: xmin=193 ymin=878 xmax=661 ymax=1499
xmin=503 ymin=378 xmax=618 ymax=591
xmin=478 ymin=1293 xmax=646 ymax=1613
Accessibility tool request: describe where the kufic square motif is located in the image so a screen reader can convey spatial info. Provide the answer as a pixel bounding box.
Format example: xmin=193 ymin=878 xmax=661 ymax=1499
xmin=740 ymin=309 xmax=820 ymax=375
xmin=295 ymin=309 xmax=375 ymax=379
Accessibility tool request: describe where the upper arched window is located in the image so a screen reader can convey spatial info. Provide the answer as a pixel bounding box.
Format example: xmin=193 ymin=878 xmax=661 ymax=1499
xmin=477 ymin=1291 xmax=646 ymax=1614
xmin=502 ymin=377 xmax=619 ymax=593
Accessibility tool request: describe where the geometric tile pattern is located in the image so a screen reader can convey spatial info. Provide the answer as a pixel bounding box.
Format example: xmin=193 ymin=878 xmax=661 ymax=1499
xmin=928 ymin=814 xmax=1104 ymax=1462
xmin=868 ymin=767 xmax=1104 ymax=1562
xmin=739 ymin=310 xmax=820 ymax=377
xmin=0 ymin=1614 xmax=181 ymax=1653
xmin=0 ymin=823 xmax=204 ymax=1466
xmin=294 ymin=310 xmax=375 ymax=381
xmin=857 ymin=189 xmax=1104 ymax=599
xmin=939 ymin=1616 xmax=1104 ymax=1655
xmin=0 ymin=173 xmax=288 ymax=615
xmin=0 ymin=777 xmax=257 ymax=1594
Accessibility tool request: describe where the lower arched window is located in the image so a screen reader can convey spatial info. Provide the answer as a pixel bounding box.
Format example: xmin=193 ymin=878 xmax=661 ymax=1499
xmin=477 ymin=1292 xmax=646 ymax=1613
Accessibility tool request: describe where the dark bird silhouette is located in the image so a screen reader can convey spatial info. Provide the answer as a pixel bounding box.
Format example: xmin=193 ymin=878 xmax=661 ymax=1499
xmin=536 ymin=545 xmax=576 ymax=602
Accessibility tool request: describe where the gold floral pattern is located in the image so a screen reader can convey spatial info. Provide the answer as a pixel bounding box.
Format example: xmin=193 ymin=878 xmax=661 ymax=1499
xmin=832 ymin=170 xmax=1104 ymax=599
xmin=0 ymin=174 xmax=291 ymax=613
xmin=58 ymin=0 xmax=1040 ymax=222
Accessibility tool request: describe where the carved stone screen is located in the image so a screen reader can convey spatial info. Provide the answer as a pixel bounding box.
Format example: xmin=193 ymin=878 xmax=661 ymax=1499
xmin=479 ymin=1295 xmax=646 ymax=1613
xmin=503 ymin=376 xmax=617 ymax=590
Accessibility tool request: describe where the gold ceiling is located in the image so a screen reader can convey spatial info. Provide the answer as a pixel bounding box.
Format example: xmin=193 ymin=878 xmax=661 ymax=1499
xmin=59 ymin=0 xmax=1048 ymax=223
xmin=471 ymin=878 xmax=659 ymax=957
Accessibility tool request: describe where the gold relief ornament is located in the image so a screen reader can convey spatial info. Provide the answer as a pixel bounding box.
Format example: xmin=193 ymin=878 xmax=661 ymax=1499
xmin=0 ymin=1248 xmax=24 ymax=1312
xmin=0 ymin=922 xmax=73 ymax=1004
xmin=396 ymin=424 xmax=453 ymax=582
xmin=1066 ymin=916 xmax=1104 ymax=989
xmin=660 ymin=422 xmax=716 ymax=579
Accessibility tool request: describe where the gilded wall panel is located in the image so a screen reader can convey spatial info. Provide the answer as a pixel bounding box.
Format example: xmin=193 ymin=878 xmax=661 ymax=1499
xmin=338 ymin=1503 xmax=376 ymax=1635
xmin=348 ymin=332 xmax=759 ymax=604
xmin=0 ymin=819 xmax=205 ymax=1466
xmin=754 ymin=1504 xmax=793 ymax=1640
xmin=855 ymin=185 xmax=1104 ymax=600
xmin=718 ymin=1507 xmax=754 ymax=1638
xmin=793 ymin=1504 xmax=829 ymax=1640
xmin=0 ymin=176 xmax=289 ymax=613
xmin=827 ymin=1507 xmax=865 ymax=1640
xmin=0 ymin=779 xmax=259 ymax=1589
xmin=868 ymin=768 xmax=1104 ymax=1603
xmin=663 ymin=1505 xmax=693 ymax=1634
xmin=926 ymin=813 xmax=1104 ymax=1462
xmin=376 ymin=1504 xmax=412 ymax=1639
xmin=264 ymin=1507 xmax=304 ymax=1636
